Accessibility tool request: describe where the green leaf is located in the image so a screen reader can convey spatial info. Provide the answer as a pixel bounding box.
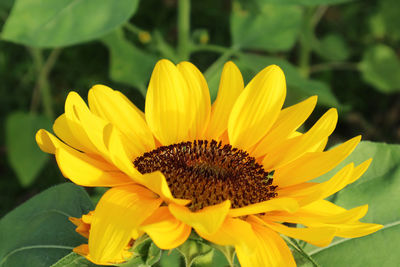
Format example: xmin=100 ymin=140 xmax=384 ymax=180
xmin=259 ymin=0 xmax=354 ymax=6
xmin=368 ymin=13 xmax=386 ymax=39
xmin=315 ymin=34 xmax=350 ymax=61
xmin=5 ymin=112 xmax=52 ymax=187
xmin=235 ymin=53 xmax=340 ymax=107
xmin=301 ymin=142 xmax=400 ymax=266
xmin=231 ymin=1 xmax=302 ymax=52
xmin=0 ymin=0 xmax=14 ymax=10
xmin=0 ymin=183 xmax=94 ymax=267
xmin=379 ymin=0 xmax=400 ymax=40
xmin=102 ymin=28 xmax=158 ymax=96
xmin=258 ymin=0 xmax=354 ymax=5
xmin=359 ymin=44 xmax=400 ymax=93
xmin=50 ymin=252 xmax=99 ymax=267
xmin=1 ymin=0 xmax=139 ymax=47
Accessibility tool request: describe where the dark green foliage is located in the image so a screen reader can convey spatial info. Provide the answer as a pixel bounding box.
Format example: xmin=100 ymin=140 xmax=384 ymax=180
xmin=0 ymin=0 xmax=400 ymax=265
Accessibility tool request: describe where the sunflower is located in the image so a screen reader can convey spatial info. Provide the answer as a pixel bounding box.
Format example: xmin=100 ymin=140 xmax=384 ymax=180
xmin=36 ymin=59 xmax=382 ymax=266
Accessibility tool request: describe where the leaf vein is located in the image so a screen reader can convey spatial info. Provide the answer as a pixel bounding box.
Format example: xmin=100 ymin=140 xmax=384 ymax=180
xmin=0 ymin=245 xmax=74 ymax=266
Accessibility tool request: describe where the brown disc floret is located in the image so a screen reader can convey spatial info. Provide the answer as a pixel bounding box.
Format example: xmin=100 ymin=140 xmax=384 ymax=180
xmin=134 ymin=140 xmax=277 ymax=211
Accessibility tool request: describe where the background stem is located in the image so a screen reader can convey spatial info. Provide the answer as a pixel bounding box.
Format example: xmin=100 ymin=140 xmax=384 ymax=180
xmin=204 ymin=47 xmax=237 ymax=80
xmin=298 ymin=6 xmax=328 ymax=78
xmin=298 ymin=8 xmax=314 ymax=78
xmin=177 ymin=0 xmax=191 ymax=61
xmin=29 ymin=48 xmax=61 ymax=119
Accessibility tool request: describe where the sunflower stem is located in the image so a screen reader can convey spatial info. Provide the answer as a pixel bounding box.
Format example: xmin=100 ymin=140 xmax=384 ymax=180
xmin=177 ymin=0 xmax=191 ymax=61
xmin=283 ymin=236 xmax=321 ymax=267
xmin=29 ymin=48 xmax=61 ymax=119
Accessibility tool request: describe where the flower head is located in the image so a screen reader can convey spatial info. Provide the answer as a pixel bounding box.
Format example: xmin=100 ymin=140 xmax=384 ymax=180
xmin=36 ymin=59 xmax=382 ymax=266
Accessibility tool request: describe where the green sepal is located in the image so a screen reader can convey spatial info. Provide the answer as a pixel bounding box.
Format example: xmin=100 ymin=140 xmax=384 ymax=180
xmin=118 ymin=235 xmax=162 ymax=267
xmin=175 ymin=232 xmax=214 ymax=267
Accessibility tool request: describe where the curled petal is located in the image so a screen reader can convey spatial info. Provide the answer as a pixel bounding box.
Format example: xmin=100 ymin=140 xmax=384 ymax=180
xmin=88 ymin=85 xmax=155 ymax=157
xmin=140 ymin=207 xmax=191 ymax=249
xmin=169 ymin=200 xmax=231 ymax=235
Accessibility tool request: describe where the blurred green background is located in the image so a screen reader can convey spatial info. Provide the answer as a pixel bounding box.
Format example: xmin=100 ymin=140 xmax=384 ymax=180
xmin=1 ymin=0 xmax=400 ymax=217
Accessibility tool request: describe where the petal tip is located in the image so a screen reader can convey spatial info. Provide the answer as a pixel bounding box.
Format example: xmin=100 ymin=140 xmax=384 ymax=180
xmin=156 ymin=59 xmax=175 ymax=68
xmin=35 ymin=129 xmax=56 ymax=154
xmin=90 ymin=84 xmax=112 ymax=93
xmin=309 ymin=95 xmax=318 ymax=104
xmin=267 ymin=64 xmax=285 ymax=76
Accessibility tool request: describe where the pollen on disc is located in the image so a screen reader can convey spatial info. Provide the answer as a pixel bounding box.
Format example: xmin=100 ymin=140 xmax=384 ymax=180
xmin=133 ymin=140 xmax=277 ymax=211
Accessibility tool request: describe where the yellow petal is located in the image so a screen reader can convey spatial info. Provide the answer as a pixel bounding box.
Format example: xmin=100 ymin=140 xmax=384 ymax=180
xmin=312 ymin=136 xmax=329 ymax=152
xmin=115 ymin=90 xmax=146 ymax=119
xmin=102 ymin=124 xmax=142 ymax=178
xmin=177 ymin=62 xmax=211 ymax=139
xmin=266 ymin=202 xmax=382 ymax=239
xmin=301 ymin=199 xmax=349 ymax=215
xmin=348 ymin=158 xmax=372 ymax=183
xmin=274 ymin=135 xmax=361 ymax=187
xmin=250 ymin=96 xmax=317 ymax=158
xmin=205 ymin=61 xmax=244 ymax=140
xmin=63 ymin=92 xmax=99 ymax=154
xmin=263 ymin=108 xmax=338 ymax=171
xmin=55 ymin=146 xmax=134 ymax=187
xmin=65 ymin=92 xmax=113 ymax=158
xmin=36 ymin=129 xmax=72 ymax=154
xmin=88 ymin=85 xmax=155 ymax=157
xmin=73 ymin=244 xmax=90 ymax=259
xmin=135 ymin=171 xmax=190 ymax=206
xmin=236 ymin=218 xmax=296 ymax=267
xmin=267 ymin=205 xmax=369 ymax=225
xmin=262 ymin=219 xmax=336 ymax=247
xmin=145 ymin=59 xmax=193 ymax=145
xmin=229 ymin=197 xmax=299 ymax=217
xmin=197 ymin=217 xmax=256 ymax=251
xmin=334 ymin=222 xmax=383 ymax=238
xmin=82 ymin=211 xmax=94 ymax=224
xmin=278 ymin=160 xmax=370 ymax=207
xmin=74 ymin=243 xmax=132 ymax=266
xmin=168 ymin=200 xmax=231 ymax=234
xmin=88 ymin=185 xmax=162 ymax=264
xmin=69 ymin=216 xmax=91 ymax=239
xmin=53 ymin=114 xmax=88 ymax=152
xmin=228 ymin=65 xmax=286 ymax=150
xmin=319 ymin=160 xmax=371 ymax=199
xmin=57 ymin=114 xmax=141 ymax=185
xmin=277 ymin=163 xmax=354 ymax=206
xmin=140 ymin=207 xmax=191 ymax=249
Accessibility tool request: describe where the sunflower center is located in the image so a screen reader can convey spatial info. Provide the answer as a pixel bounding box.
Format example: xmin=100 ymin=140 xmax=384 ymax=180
xmin=133 ymin=140 xmax=277 ymax=211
